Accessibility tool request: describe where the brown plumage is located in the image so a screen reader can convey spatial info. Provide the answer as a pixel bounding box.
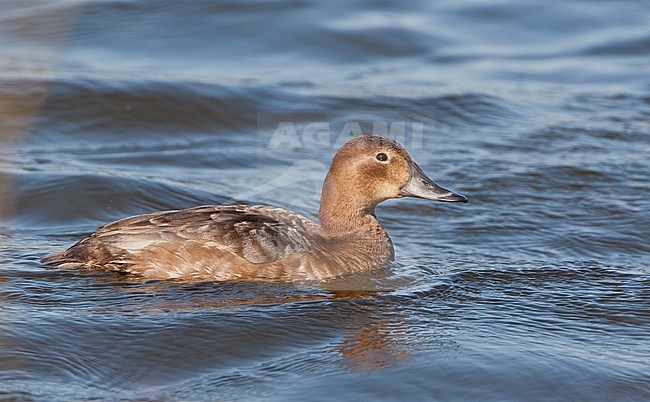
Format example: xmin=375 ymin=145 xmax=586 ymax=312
xmin=42 ymin=135 xmax=467 ymax=282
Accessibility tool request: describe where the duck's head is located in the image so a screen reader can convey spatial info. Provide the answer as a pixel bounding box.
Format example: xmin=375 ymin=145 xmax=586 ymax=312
xmin=320 ymin=135 xmax=467 ymax=225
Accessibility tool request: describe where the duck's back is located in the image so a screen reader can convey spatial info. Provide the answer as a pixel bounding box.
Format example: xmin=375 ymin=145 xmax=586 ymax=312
xmin=42 ymin=205 xmax=320 ymax=281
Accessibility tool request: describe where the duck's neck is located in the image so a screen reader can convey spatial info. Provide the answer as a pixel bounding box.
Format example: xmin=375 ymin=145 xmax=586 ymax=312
xmin=318 ymin=171 xmax=378 ymax=236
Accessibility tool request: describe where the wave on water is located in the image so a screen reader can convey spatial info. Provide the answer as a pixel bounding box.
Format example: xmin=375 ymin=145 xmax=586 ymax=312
xmin=1 ymin=0 xmax=649 ymax=400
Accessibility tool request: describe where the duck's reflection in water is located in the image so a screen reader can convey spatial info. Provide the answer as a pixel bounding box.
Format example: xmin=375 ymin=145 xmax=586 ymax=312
xmin=74 ymin=271 xmax=453 ymax=373
xmin=336 ymin=307 xmax=410 ymax=372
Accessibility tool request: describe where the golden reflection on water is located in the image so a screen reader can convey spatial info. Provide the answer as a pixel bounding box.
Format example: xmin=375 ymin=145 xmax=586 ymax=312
xmin=338 ymin=317 xmax=410 ymax=372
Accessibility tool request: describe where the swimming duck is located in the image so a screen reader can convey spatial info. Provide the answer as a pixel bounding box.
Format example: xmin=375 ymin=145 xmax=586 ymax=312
xmin=42 ymin=135 xmax=467 ymax=282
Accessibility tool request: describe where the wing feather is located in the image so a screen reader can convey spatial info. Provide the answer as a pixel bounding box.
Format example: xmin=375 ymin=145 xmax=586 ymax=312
xmin=44 ymin=205 xmax=318 ymax=268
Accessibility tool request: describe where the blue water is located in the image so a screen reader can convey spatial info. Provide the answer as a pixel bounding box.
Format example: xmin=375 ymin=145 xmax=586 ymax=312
xmin=1 ymin=0 xmax=649 ymax=400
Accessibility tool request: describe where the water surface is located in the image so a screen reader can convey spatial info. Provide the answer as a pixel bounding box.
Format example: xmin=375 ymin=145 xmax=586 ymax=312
xmin=1 ymin=0 xmax=649 ymax=400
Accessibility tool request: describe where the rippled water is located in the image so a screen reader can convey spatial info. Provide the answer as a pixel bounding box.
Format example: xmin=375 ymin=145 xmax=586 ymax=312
xmin=1 ymin=0 xmax=649 ymax=400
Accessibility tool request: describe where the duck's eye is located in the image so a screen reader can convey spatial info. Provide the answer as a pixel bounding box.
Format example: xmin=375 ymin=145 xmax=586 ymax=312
xmin=376 ymin=152 xmax=389 ymax=162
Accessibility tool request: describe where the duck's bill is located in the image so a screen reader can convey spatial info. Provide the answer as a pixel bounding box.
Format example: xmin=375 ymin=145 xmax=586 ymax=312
xmin=400 ymin=162 xmax=468 ymax=203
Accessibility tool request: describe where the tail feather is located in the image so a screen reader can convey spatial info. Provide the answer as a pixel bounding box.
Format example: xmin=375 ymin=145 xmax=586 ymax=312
xmin=42 ymin=237 xmax=117 ymax=268
xmin=41 ymin=250 xmax=71 ymax=265
xmin=41 ymin=248 xmax=91 ymax=270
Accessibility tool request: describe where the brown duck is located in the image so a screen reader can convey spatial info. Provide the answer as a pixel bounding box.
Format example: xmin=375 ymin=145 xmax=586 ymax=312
xmin=42 ymin=135 xmax=467 ymax=281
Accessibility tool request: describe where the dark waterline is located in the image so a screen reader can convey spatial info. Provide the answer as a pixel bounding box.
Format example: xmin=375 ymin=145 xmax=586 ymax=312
xmin=1 ymin=0 xmax=649 ymax=400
